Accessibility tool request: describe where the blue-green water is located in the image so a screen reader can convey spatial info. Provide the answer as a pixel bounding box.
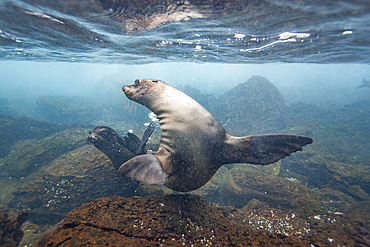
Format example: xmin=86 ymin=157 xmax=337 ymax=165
xmin=0 ymin=0 xmax=369 ymax=246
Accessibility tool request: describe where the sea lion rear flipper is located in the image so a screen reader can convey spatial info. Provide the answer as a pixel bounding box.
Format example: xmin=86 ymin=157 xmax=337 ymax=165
xmin=117 ymin=154 xmax=167 ymax=185
xmin=227 ymin=134 xmax=313 ymax=165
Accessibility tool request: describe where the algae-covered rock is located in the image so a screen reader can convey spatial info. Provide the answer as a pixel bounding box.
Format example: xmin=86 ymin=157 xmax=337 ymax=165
xmin=0 ymin=210 xmax=28 ymax=247
xmin=38 ymin=195 xmax=309 ymax=246
xmin=219 ymin=165 xmax=320 ymax=212
xmin=38 ymin=195 xmax=369 ymax=247
xmin=281 ymin=100 xmax=370 ymax=204
xmin=0 ymin=115 xmax=84 ymax=158
xmin=216 ymin=75 xmax=286 ymax=135
xmin=192 ymin=166 xmax=229 ymax=202
xmin=0 ymin=128 xmax=88 ymax=179
xmin=9 ymin=145 xmax=140 ymax=225
xmin=280 ymin=150 xmax=369 ymax=201
xmin=36 ymin=96 xmax=100 ymax=124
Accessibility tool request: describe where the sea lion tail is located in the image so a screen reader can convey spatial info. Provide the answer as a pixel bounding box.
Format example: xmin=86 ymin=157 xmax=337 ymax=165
xmin=118 ymin=154 xmax=168 ymax=185
xmin=225 ymin=134 xmax=313 ymax=165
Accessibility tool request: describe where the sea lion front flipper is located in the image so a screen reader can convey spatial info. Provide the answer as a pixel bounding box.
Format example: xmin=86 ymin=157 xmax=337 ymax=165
xmin=117 ymin=154 xmax=167 ymax=185
xmin=226 ymin=134 xmax=313 ymax=165
xmin=136 ymin=121 xmax=157 ymax=154
xmin=123 ymin=133 xmax=141 ymax=153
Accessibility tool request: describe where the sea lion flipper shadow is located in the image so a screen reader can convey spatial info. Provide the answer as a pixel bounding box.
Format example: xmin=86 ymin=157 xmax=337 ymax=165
xmin=227 ymin=134 xmax=313 ymax=165
xmin=118 ymin=154 xmax=167 ymax=185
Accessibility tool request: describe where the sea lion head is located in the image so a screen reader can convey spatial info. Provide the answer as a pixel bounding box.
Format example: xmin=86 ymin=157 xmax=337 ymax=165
xmin=122 ymin=79 xmax=165 ymax=106
xmin=88 ymin=126 xmax=123 ymax=151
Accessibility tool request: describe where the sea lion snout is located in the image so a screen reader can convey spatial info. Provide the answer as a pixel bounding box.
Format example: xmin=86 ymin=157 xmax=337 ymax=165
xmin=122 ymin=86 xmax=133 ymax=95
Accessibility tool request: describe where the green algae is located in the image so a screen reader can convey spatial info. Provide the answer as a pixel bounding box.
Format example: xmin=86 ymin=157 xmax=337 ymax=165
xmin=0 ymin=128 xmax=89 ymax=179
xmin=0 ymin=115 xmax=87 ymax=158
xmin=9 ymin=145 xmax=140 ymax=225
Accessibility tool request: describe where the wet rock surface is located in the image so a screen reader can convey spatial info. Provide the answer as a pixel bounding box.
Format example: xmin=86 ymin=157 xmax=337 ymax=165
xmin=38 ymin=195 xmax=369 ymax=247
xmin=280 ymin=101 xmax=370 ymax=215
xmin=0 ymin=115 xmax=86 ymax=158
xmin=0 ymin=210 xmax=28 ymax=247
xmin=219 ymin=165 xmax=320 ymax=212
xmin=0 ymin=128 xmax=89 ymax=179
xmin=9 ymin=145 xmax=141 ymax=226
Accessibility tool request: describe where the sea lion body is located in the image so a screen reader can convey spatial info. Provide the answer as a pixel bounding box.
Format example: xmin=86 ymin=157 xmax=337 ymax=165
xmin=119 ymin=79 xmax=313 ymax=192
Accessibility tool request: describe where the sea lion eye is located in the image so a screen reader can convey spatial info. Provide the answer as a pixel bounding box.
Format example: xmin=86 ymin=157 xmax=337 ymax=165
xmin=152 ymin=80 xmax=158 ymax=83
xmin=134 ymin=79 xmax=140 ymax=86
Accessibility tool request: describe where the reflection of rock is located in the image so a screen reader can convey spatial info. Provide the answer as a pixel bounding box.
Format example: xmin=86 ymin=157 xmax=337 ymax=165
xmin=218 ymin=165 xmax=319 ymax=212
xmin=38 ymin=195 xmax=369 ymax=246
xmin=0 ymin=129 xmax=88 ymax=179
xmin=216 ymin=75 xmax=286 ymax=135
xmin=100 ymin=1 xmax=206 ymax=33
xmin=9 ymin=145 xmax=140 ymax=225
xmin=0 ymin=210 xmax=28 ymax=247
xmin=36 ymin=96 xmax=100 ymax=124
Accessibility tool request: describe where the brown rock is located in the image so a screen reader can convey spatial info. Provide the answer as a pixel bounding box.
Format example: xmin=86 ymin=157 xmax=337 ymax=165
xmin=0 ymin=210 xmax=28 ymax=247
xmin=38 ymin=195 xmax=311 ymax=246
xmin=38 ymin=195 xmax=369 ymax=246
xmin=219 ymin=165 xmax=320 ymax=213
xmin=0 ymin=128 xmax=89 ymax=179
xmin=9 ymin=145 xmax=140 ymax=225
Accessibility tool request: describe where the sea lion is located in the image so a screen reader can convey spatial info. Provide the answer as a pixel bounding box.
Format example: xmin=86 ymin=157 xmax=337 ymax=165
xmin=118 ymin=79 xmax=313 ymax=192
xmin=88 ymin=122 xmax=156 ymax=170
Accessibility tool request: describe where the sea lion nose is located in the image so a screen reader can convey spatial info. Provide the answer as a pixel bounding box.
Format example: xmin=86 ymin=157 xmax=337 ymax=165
xmin=122 ymin=86 xmax=133 ymax=95
xmin=87 ymin=133 xmax=98 ymax=144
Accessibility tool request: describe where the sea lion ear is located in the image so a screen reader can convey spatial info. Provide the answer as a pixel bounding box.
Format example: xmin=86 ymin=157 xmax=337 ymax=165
xmin=118 ymin=154 xmax=167 ymax=185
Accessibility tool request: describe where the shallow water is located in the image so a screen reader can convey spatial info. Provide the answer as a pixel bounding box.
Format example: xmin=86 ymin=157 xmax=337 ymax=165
xmin=0 ymin=0 xmax=369 ymax=246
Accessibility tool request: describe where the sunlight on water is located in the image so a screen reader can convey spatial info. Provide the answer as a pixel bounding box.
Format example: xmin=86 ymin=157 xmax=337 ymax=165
xmin=0 ymin=0 xmax=369 ymax=63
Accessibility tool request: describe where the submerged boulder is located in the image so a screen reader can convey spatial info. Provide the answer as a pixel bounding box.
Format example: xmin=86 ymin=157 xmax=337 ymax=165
xmin=38 ymin=195 xmax=368 ymax=246
xmin=0 ymin=210 xmax=28 ymax=247
xmin=38 ymin=195 xmax=304 ymax=246
xmin=219 ymin=165 xmax=320 ymax=212
xmin=0 ymin=129 xmax=88 ymax=179
xmin=216 ymin=75 xmax=286 ymax=135
xmin=8 ymin=145 xmax=141 ymax=225
xmin=281 ymin=101 xmax=370 ymax=204
xmin=0 ymin=115 xmax=82 ymax=158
